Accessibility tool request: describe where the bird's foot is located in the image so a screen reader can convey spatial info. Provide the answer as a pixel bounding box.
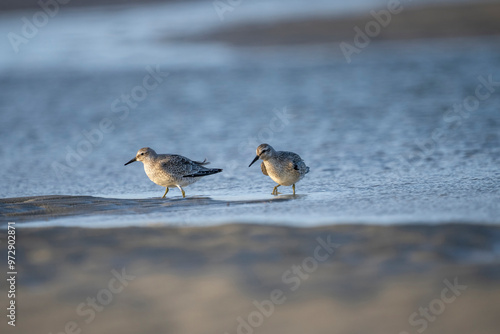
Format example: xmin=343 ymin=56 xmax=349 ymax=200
xmin=176 ymin=185 xmax=186 ymax=198
xmin=272 ymin=185 xmax=281 ymax=196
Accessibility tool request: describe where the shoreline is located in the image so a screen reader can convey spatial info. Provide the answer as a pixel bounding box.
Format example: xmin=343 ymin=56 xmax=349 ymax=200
xmin=2 ymin=194 xmax=500 ymax=226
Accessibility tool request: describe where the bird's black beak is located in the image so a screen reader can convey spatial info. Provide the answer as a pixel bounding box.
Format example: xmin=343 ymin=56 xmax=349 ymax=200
xmin=248 ymin=155 xmax=259 ymax=167
xmin=124 ymin=157 xmax=137 ymax=166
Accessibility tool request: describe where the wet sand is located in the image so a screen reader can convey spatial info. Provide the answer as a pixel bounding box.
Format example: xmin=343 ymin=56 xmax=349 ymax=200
xmin=3 ymin=223 xmax=500 ymax=334
xmin=0 ymin=195 xmax=294 ymax=224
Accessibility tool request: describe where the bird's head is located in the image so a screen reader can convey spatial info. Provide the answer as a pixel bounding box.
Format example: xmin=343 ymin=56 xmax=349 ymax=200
xmin=125 ymin=147 xmax=156 ymax=165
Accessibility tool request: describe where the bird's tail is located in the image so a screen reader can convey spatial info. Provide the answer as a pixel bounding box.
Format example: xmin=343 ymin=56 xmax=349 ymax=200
xmin=306 ymin=166 xmax=310 ymax=174
xmin=193 ymin=159 xmax=210 ymax=166
xmin=183 ymin=168 xmax=222 ymax=177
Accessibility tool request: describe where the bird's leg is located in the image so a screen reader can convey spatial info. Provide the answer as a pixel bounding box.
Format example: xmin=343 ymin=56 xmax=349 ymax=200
xmin=272 ymin=185 xmax=281 ymax=196
xmin=176 ymin=185 xmax=186 ymax=198
xmin=292 ymin=184 xmax=296 ymax=195
xmin=162 ymin=187 xmax=169 ymax=199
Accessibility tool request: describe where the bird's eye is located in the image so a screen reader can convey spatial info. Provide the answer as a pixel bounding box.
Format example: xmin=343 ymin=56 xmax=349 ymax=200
xmin=141 ymin=153 xmax=144 ymax=155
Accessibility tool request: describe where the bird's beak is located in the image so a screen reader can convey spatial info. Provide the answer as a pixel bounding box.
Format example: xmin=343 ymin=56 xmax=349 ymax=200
xmin=248 ymin=155 xmax=259 ymax=167
xmin=124 ymin=157 xmax=137 ymax=166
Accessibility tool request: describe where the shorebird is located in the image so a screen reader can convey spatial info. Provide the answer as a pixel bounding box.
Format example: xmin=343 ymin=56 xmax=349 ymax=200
xmin=248 ymin=143 xmax=309 ymax=195
xmin=124 ymin=147 xmax=222 ymax=198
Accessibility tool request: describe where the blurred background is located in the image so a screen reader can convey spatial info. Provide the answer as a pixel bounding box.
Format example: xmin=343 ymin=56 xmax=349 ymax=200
xmin=0 ymin=0 xmax=499 ymax=223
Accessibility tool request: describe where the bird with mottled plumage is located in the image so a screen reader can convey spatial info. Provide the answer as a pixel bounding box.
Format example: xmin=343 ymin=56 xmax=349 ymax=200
xmin=125 ymin=147 xmax=222 ymax=198
xmin=249 ymin=143 xmax=309 ymax=195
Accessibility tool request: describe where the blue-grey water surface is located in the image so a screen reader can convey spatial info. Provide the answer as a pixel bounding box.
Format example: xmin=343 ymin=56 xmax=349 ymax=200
xmin=0 ymin=1 xmax=499 ymax=226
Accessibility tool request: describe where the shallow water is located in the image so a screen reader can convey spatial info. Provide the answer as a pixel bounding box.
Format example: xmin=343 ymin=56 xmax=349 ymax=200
xmin=0 ymin=2 xmax=499 ymax=227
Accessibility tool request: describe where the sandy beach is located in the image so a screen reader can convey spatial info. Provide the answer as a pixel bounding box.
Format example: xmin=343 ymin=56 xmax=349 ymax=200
xmin=3 ymin=223 xmax=499 ymax=334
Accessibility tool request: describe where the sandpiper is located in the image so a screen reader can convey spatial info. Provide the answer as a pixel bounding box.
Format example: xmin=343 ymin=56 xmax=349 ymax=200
xmin=125 ymin=147 xmax=222 ymax=198
xmin=249 ymin=143 xmax=309 ymax=195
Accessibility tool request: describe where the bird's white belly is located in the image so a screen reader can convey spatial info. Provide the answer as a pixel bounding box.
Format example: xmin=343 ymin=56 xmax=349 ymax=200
xmin=265 ymin=162 xmax=300 ymax=186
xmin=144 ymin=165 xmax=198 ymax=187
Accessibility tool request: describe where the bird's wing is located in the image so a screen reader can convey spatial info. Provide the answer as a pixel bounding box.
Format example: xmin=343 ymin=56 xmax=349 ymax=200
xmin=293 ymin=161 xmax=307 ymax=171
xmin=184 ymin=168 xmax=222 ymax=177
xmin=279 ymin=151 xmax=307 ymax=171
xmin=166 ymin=155 xmax=209 ymax=166
xmin=260 ymin=162 xmax=268 ymax=176
xmin=160 ymin=155 xmax=204 ymax=175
